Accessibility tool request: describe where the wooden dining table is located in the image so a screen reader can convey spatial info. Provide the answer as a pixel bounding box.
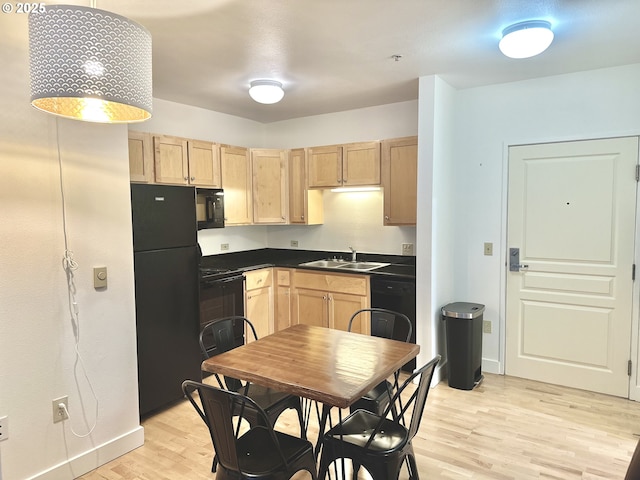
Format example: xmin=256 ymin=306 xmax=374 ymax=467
xmin=200 ymin=323 xmax=421 ymax=410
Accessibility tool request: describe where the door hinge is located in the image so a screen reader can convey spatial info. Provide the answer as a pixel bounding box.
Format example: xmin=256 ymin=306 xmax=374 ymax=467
xmin=629 ymin=360 xmax=633 ymax=376
xmin=636 ymin=165 xmax=640 ymax=182
xmin=634 ymin=264 xmax=636 ymax=281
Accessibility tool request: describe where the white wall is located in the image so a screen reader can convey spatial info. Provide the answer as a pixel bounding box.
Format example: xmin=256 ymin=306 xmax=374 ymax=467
xmin=422 ymin=77 xmax=458 ymax=376
xmin=450 ymin=64 xmax=640 ymax=374
xmin=0 ymin=16 xmax=142 ymax=480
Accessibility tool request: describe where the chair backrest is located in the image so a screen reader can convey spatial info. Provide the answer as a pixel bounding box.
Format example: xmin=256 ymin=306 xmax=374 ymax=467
xmin=182 ymin=380 xmax=287 ymax=475
xmin=364 ymin=355 xmax=440 ymax=449
xmin=199 ymin=316 xmax=258 ymax=391
xmin=348 ymin=308 xmax=413 ymax=342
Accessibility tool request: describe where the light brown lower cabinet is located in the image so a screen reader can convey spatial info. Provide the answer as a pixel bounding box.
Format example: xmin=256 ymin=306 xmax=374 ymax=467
xmin=244 ymin=268 xmax=273 ymax=341
xmin=291 ymin=270 xmax=370 ymax=333
xmin=274 ymin=268 xmax=292 ymax=332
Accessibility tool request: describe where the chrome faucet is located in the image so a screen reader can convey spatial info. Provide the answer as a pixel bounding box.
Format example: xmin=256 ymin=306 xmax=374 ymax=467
xmin=349 ymin=246 xmax=357 ymax=262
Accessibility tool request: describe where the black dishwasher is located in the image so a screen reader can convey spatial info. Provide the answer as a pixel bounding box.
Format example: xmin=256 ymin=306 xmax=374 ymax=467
xmin=370 ymin=275 xmax=417 ymax=372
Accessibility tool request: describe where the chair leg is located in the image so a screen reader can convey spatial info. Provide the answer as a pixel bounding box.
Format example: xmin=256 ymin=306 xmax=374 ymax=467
xmin=295 ymin=399 xmax=306 ymax=440
xmin=406 ymin=453 xmax=419 ymax=480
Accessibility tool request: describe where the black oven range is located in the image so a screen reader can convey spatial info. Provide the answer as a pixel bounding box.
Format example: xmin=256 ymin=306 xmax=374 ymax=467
xmin=198 ymin=267 xmax=245 ymax=359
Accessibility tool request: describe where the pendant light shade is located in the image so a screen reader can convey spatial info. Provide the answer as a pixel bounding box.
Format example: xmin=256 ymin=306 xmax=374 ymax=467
xmin=28 ymin=5 xmax=152 ymax=123
xmin=249 ymin=80 xmax=285 ymax=104
xmin=499 ymin=20 xmax=554 ymax=59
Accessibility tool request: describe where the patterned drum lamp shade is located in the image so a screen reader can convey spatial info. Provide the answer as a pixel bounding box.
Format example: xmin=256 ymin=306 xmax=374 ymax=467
xmin=28 ymin=5 xmax=152 ymax=123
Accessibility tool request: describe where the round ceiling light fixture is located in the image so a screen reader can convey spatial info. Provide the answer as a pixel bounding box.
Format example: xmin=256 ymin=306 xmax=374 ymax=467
xmin=249 ymin=80 xmax=285 ymax=104
xmin=499 ymin=20 xmax=554 ymax=59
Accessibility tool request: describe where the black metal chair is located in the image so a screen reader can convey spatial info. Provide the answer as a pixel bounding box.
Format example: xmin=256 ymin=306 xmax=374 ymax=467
xmin=318 ymin=355 xmax=440 ymax=480
xmin=182 ymin=380 xmax=318 ymax=480
xmin=347 ymin=308 xmax=413 ymax=416
xmin=199 ymin=316 xmax=306 ymax=472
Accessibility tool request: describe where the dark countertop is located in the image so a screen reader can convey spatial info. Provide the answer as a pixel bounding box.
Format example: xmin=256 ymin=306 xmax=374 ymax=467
xmin=200 ymin=248 xmax=415 ymax=280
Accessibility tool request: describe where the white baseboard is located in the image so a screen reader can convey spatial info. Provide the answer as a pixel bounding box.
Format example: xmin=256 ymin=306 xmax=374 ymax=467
xmin=482 ymin=358 xmax=501 ymax=374
xmin=29 ymin=426 xmax=144 ymax=480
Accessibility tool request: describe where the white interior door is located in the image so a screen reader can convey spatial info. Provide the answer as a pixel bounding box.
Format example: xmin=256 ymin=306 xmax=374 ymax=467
xmin=506 ymin=137 xmax=638 ymax=397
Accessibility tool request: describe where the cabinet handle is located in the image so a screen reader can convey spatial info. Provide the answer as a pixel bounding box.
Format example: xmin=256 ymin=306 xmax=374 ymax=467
xmin=385 ymin=215 xmax=389 ymax=220
xmin=184 ymin=176 xmax=188 ymax=181
xmin=190 ymin=176 xmax=195 ymax=181
xmin=301 ymin=215 xmax=305 ymax=220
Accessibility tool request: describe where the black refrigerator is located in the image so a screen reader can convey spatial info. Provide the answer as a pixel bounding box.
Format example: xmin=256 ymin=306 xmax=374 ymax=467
xmin=131 ymin=183 xmax=202 ymax=417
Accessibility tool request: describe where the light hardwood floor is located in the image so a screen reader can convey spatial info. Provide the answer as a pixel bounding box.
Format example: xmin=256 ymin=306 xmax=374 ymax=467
xmin=79 ymin=373 xmax=640 ymax=479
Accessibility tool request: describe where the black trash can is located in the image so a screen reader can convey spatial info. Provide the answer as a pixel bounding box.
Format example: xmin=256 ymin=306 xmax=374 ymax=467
xmin=441 ymin=302 xmax=485 ymax=390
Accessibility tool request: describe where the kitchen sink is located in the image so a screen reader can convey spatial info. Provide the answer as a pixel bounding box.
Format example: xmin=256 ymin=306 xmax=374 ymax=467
xmin=299 ymin=259 xmax=390 ymax=271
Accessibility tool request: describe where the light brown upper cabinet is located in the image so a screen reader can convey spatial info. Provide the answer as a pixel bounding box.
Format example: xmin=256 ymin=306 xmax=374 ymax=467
xmin=153 ymin=135 xmax=221 ymax=187
xmin=251 ymin=149 xmax=288 ymax=224
xmin=307 ymin=145 xmax=342 ymax=188
xmin=221 ymin=144 xmax=253 ymax=225
xmin=153 ymin=135 xmax=189 ymax=184
xmin=187 ymin=140 xmax=221 ymax=187
xmin=307 ymin=141 xmax=380 ymax=188
xmin=381 ymin=136 xmax=417 ymax=226
xmin=128 ymin=131 xmax=154 ymax=183
xmin=289 ymin=148 xmax=323 ymax=224
xmin=342 ymin=141 xmax=381 ymax=186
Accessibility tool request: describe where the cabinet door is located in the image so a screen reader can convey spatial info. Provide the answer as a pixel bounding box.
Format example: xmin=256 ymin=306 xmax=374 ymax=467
xmin=245 ymin=286 xmax=273 ymax=341
xmin=342 ymin=141 xmax=381 ymax=186
xmin=289 ymin=148 xmax=323 ymax=225
xmin=128 ymin=131 xmax=154 ymax=183
xmin=293 ymin=288 xmax=328 ymax=328
xmin=154 ymin=135 xmax=189 ymax=185
xmin=188 ymin=140 xmax=221 ymax=187
xmin=329 ymin=292 xmax=369 ymax=333
xmin=275 ymin=269 xmax=292 ymax=332
xmin=275 ymin=285 xmax=291 ymax=332
xmin=307 ymin=145 xmax=342 ymax=188
xmin=288 ymin=148 xmax=307 ymax=223
xmin=221 ymin=145 xmax=252 ymax=225
xmin=382 ymin=136 xmax=417 ymax=225
xmin=251 ymin=149 xmax=288 ymax=224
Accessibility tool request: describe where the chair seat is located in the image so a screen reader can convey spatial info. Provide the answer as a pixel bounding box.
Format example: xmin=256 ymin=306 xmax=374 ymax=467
xmin=237 ymin=426 xmax=314 ymax=474
xmin=325 ymin=409 xmax=409 ymax=453
xmin=350 ymin=379 xmax=393 ymax=415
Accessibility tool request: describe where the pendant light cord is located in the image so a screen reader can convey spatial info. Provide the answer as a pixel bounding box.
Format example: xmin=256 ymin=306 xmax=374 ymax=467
xmin=56 ymin=117 xmax=99 ymax=438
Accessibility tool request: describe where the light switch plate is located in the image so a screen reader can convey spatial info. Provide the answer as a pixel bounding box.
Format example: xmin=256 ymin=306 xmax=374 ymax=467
xmin=93 ymin=267 xmax=107 ymax=289
xmin=484 ymin=242 xmax=493 ymax=256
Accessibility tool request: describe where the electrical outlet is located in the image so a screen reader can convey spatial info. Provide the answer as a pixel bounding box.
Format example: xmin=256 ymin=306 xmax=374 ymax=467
xmin=483 ymin=320 xmax=492 ymax=334
xmin=52 ymin=396 xmax=68 ymax=423
xmin=0 ymin=415 xmax=8 ymax=442
xmin=220 ymin=243 xmax=229 ymax=251
xmin=484 ymin=242 xmax=493 ymax=256
xmin=290 ymin=240 xmax=299 ymax=247
xmin=401 ymin=243 xmax=414 ymax=256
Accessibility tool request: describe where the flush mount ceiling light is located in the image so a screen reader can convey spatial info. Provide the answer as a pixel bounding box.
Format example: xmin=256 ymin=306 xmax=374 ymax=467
xmin=499 ymin=20 xmax=554 ymax=59
xmin=249 ymin=80 xmax=285 ymax=104
xmin=28 ymin=4 xmax=152 ymax=123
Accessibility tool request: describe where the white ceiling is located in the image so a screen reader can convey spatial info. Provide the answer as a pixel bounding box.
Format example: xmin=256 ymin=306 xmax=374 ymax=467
xmin=16 ymin=1 xmax=640 ymax=123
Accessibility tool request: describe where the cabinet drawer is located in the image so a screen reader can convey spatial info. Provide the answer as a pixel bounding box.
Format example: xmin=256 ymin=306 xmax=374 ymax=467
xmin=276 ymin=268 xmax=291 ymax=286
xmin=245 ymin=268 xmax=272 ymax=290
xmin=293 ymin=270 xmax=368 ymax=296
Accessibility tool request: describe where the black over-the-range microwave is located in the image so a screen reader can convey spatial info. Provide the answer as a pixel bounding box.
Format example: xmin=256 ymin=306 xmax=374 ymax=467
xmin=196 ymin=188 xmax=225 ymax=229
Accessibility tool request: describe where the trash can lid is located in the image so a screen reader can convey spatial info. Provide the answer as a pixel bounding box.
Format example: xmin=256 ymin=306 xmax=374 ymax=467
xmin=441 ymin=302 xmax=485 ymax=319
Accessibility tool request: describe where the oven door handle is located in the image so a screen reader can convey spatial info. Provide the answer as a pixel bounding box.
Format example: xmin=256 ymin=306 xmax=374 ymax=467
xmin=202 ymin=274 xmax=245 ymax=286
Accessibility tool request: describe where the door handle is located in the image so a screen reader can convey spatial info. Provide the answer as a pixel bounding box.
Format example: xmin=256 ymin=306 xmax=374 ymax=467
xmin=509 ymin=248 xmax=529 ymax=272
